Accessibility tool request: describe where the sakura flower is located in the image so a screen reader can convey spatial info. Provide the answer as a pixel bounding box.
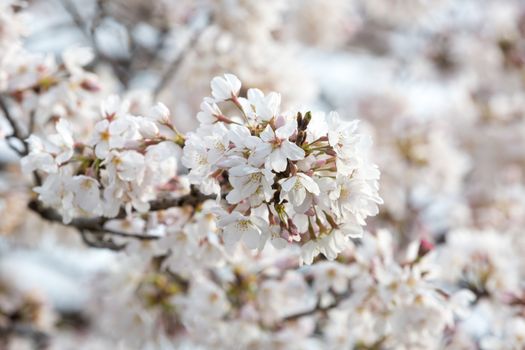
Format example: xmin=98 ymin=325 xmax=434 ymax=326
xmin=100 ymin=94 xmax=129 ymax=119
xmin=49 ymin=118 xmax=75 ymax=164
xmin=330 ymin=176 xmax=382 ymax=224
xmin=279 ymin=172 xmax=320 ymax=209
xmin=134 ymin=116 xmax=159 ymax=139
xmin=310 ymin=261 xmax=354 ymax=294
xmin=147 ymin=102 xmax=172 ymax=125
xmin=34 ymin=168 xmax=76 ymax=223
xmin=244 ymin=88 xmax=281 ymax=121
xmin=21 ymin=136 xmax=57 ymax=173
xmin=101 ymin=183 xmax=125 ymax=217
xmin=300 ymin=241 xmax=320 ymax=265
xmin=226 ymin=165 xmax=275 ymax=204
xmin=203 ymin=123 xmax=230 ymax=164
xmin=301 ymin=229 xmax=351 ymax=264
xmin=90 ymin=116 xmax=137 ymax=159
xmin=326 ymin=112 xmax=361 ymax=175
xmin=62 ymin=47 xmax=94 ymax=76
xmin=218 ymin=212 xmax=264 ymax=250
xmin=21 ymin=119 xmax=74 ymax=173
xmin=264 ymin=225 xmax=288 ymax=249
xmin=69 ymin=175 xmax=102 ymax=216
xmin=197 ymin=97 xmax=223 ymax=124
xmin=259 ymin=118 xmax=305 ymax=172
xmin=104 ymin=150 xmax=146 ymax=184
xmin=226 ymin=124 xmax=270 ymax=166
xmin=210 ymin=73 xmax=241 ymax=102
xmin=144 ymin=141 xmax=179 ymax=185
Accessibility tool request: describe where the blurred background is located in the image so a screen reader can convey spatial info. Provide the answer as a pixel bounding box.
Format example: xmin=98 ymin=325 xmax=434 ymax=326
xmin=2 ymin=0 xmax=525 ymax=348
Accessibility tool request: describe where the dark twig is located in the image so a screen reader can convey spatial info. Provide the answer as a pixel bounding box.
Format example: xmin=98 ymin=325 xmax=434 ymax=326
xmin=59 ymin=0 xmax=131 ymax=86
xmin=0 ymin=323 xmax=49 ymax=349
xmin=153 ymin=14 xmax=212 ymax=97
xmin=0 ymin=97 xmax=22 ymax=139
xmin=0 ymin=95 xmax=28 ymax=156
xmin=80 ymin=229 xmax=125 ymax=251
xmin=27 ymin=187 xmax=215 ymax=245
xmin=282 ymin=292 xmax=350 ymax=322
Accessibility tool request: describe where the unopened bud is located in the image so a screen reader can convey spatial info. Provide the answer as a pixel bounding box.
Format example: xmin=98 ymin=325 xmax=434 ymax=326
xmin=418 ymin=239 xmax=434 ymax=258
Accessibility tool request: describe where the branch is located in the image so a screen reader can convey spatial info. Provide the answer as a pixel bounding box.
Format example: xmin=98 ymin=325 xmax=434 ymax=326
xmin=0 ymin=95 xmax=28 ymax=156
xmin=282 ymin=292 xmax=350 ymax=322
xmin=59 ymin=0 xmax=131 ymax=86
xmin=153 ymin=14 xmax=212 ymax=97
xmin=80 ymin=229 xmax=125 ymax=251
xmin=27 ymin=187 xmax=215 ymax=245
xmin=0 ymin=323 xmax=49 ymax=349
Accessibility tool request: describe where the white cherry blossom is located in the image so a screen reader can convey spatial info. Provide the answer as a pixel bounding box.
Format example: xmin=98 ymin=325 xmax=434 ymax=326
xmin=210 ymin=73 xmax=242 ymax=102
xmin=259 ymin=118 xmax=305 ymax=172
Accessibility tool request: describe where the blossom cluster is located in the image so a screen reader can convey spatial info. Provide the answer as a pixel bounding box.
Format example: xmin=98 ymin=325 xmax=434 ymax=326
xmin=91 ymin=230 xmax=475 ymax=350
xmin=3 ymin=0 xmax=525 ymax=349
xmin=183 ymin=74 xmax=382 ymax=263
xmin=21 ymin=97 xmax=181 ymax=223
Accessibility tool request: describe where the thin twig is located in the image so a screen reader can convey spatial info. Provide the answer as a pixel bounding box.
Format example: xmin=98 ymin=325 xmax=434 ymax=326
xmin=0 ymin=97 xmax=22 ymax=139
xmin=80 ymin=229 xmax=125 ymax=251
xmin=282 ymin=292 xmax=350 ymax=322
xmin=0 ymin=95 xmax=28 ymax=156
xmin=27 ymin=187 xmax=215 ymax=244
xmin=153 ymin=15 xmax=212 ymax=97
xmin=59 ymin=0 xmax=131 ymax=86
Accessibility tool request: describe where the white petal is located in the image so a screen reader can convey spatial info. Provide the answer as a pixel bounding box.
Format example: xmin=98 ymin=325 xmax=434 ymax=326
xmin=271 ymin=237 xmax=287 ymax=249
xmin=211 ymin=74 xmax=241 ymax=101
xmin=269 ymin=150 xmax=287 ymax=172
xmin=224 ymin=74 xmax=241 ymax=95
xmin=280 ymin=176 xmax=297 ymax=192
xmin=298 ymin=173 xmax=320 ymax=195
xmin=292 ymin=187 xmax=306 ymax=207
xmin=242 ymin=227 xmax=260 ymax=249
xmin=247 ymin=88 xmax=264 ymax=104
xmin=226 ymin=188 xmax=244 ymax=204
xmin=281 ymin=141 xmax=305 ymax=161
xmin=223 ymin=226 xmax=241 ymax=248
xmin=95 ymin=142 xmax=109 ymax=159
xmin=259 ymin=125 xmax=275 ymax=142
xmin=301 ymin=241 xmax=319 ymax=265
xmin=294 ymin=214 xmax=309 ymax=233
xmin=275 ymin=119 xmax=297 ymax=139
xmin=340 ymin=224 xmax=363 ymax=239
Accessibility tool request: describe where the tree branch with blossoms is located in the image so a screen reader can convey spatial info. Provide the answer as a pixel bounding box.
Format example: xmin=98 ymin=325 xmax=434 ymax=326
xmin=2 ymin=0 xmax=383 ymax=262
xmin=26 ymin=186 xmax=216 ymax=249
xmin=6 ymin=72 xmax=383 ymax=262
xmin=282 ymin=290 xmax=351 ymax=322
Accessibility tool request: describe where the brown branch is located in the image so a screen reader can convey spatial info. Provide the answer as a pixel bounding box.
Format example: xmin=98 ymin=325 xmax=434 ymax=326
xmin=153 ymin=14 xmax=212 ymax=97
xmin=282 ymin=292 xmax=350 ymax=322
xmin=59 ymin=0 xmax=131 ymax=86
xmin=27 ymin=187 xmax=215 ymax=245
xmin=0 ymin=95 xmax=28 ymax=156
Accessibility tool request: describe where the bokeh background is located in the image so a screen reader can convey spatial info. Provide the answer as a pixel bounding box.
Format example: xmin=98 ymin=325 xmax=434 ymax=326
xmin=1 ymin=0 xmax=525 ymax=348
